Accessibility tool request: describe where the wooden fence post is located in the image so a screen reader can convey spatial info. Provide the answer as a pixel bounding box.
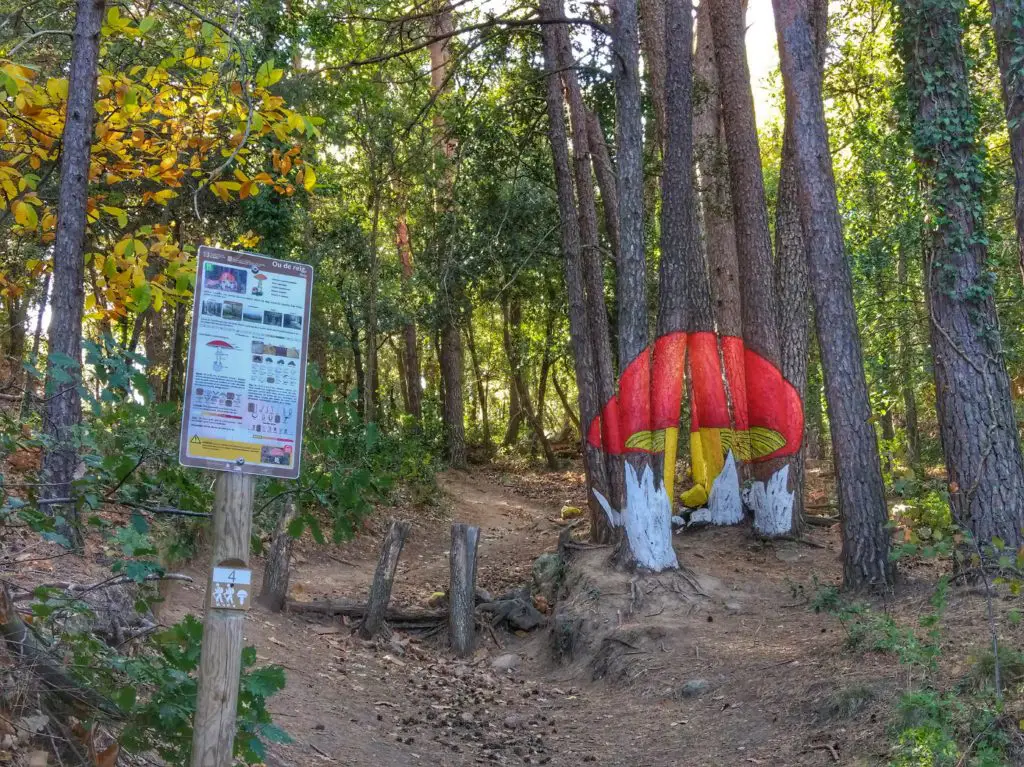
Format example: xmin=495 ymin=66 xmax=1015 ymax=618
xmin=191 ymin=471 xmax=255 ymax=767
xmin=359 ymin=519 xmax=411 ymax=639
xmin=449 ymin=523 xmax=480 ymax=657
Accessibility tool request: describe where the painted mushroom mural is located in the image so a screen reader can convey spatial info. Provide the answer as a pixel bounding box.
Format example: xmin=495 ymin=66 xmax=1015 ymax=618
xmin=586 ymin=330 xmax=804 ymax=549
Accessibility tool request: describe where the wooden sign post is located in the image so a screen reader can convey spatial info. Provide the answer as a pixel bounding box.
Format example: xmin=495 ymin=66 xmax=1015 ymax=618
xmin=180 ymin=247 xmax=313 ymax=767
xmin=190 ymin=471 xmax=255 ymax=767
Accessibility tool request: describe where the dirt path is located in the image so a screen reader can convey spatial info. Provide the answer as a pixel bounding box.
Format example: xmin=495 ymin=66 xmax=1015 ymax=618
xmin=155 ymin=465 xmax=991 ymax=767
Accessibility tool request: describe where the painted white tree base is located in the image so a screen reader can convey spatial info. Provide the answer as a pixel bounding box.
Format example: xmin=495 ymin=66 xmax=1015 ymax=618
xmin=593 ymin=463 xmax=679 ymax=572
xmin=742 ymin=464 xmax=794 ymax=537
xmin=687 ymin=451 xmax=743 ymax=528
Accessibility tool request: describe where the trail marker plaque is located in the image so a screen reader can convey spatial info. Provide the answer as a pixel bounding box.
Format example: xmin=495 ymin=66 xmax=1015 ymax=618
xmin=179 ymin=246 xmax=313 ymax=479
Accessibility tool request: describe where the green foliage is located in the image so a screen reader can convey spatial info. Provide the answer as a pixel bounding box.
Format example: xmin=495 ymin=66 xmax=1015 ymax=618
xmin=815 ymin=573 xmax=1018 ymax=765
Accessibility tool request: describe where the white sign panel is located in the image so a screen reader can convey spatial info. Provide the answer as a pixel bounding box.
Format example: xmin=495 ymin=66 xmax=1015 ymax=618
xmin=210 ymin=567 xmax=252 ymax=610
xmin=179 ymin=246 xmax=313 ymax=479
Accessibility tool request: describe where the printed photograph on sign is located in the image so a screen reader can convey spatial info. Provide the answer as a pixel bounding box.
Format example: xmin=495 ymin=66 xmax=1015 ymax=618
xmin=204 ymin=263 xmax=248 ymax=294
xmin=179 ymin=247 xmax=314 ymax=479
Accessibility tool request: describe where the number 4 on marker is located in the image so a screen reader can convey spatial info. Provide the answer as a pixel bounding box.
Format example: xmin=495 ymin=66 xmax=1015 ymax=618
xmin=227 ymin=570 xmax=236 ymax=582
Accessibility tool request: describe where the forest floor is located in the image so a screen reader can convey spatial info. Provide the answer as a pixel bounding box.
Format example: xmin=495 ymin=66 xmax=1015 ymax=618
xmin=5 ymin=460 xmax=1022 ymax=766
xmin=158 ymin=461 xmax=1024 ymax=767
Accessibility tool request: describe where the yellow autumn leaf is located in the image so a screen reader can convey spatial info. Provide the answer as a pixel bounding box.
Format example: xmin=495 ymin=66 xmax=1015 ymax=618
xmin=13 ymin=200 xmax=37 ymax=228
xmin=45 ymin=78 xmax=68 ymax=101
xmin=152 ymin=189 xmax=177 ymax=205
xmin=302 ymin=166 xmax=316 ymax=191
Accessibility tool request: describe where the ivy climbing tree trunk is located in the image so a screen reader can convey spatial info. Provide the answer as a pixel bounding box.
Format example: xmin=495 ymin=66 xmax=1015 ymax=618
xmin=775 ymin=0 xmax=894 ymax=588
xmin=988 ymin=0 xmax=1024 ymax=285
xmin=40 ymin=0 xmax=106 ymax=546
xmin=895 ymin=0 xmax=1024 ymax=551
xmin=709 ymin=0 xmax=795 ymax=538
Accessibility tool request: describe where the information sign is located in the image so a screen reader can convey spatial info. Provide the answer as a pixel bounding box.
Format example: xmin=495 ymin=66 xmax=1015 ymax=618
xmin=179 ymin=246 xmax=313 ymax=479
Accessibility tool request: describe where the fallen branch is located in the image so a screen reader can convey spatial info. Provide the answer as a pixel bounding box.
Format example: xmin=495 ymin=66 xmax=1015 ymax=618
xmin=287 ymin=598 xmax=446 ymax=628
xmin=804 ymin=515 xmax=839 ymax=527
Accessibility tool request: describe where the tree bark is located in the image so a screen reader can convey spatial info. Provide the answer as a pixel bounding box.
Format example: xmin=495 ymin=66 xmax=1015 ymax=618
xmin=896 ymin=0 xmax=1024 ymax=550
xmin=586 ymin=111 xmax=621 ymax=262
xmin=502 ymin=298 xmax=558 ymax=469
xmin=540 ymin=0 xmax=615 ymax=541
xmin=658 ymin=0 xmax=713 ymax=501
xmin=257 ymin=499 xmax=298 ymax=612
xmin=364 ymin=187 xmax=380 ymax=425
xmin=775 ymin=0 xmax=893 ymax=587
xmin=550 ymin=364 xmax=581 ymax=434
xmin=503 ymin=367 xmax=523 ymax=446
xmin=613 ymin=0 xmax=650 ymax=372
xmin=345 ymin=304 xmax=365 ymax=418
xmin=896 ymin=241 xmax=920 ymax=469
xmin=448 ymin=523 xmax=479 ymax=657
xmin=773 ymin=0 xmax=827 ymax=535
xmin=441 ymin=320 xmax=467 ymax=468
xmin=695 ymin=0 xmax=743 ymax=341
xmin=359 ymin=520 xmax=411 ymax=639
xmin=464 ymin=317 xmax=492 ymax=449
xmin=165 ymin=301 xmax=186 ymax=402
xmin=397 ymin=211 xmax=423 ymax=420
xmin=20 ymin=273 xmax=49 ymax=421
xmin=639 ymin=0 xmax=667 ymax=151
xmin=40 ymin=0 xmax=106 ymax=547
xmin=710 ymin=0 xmax=794 ymax=536
xmin=988 ymin=0 xmax=1024 ymax=285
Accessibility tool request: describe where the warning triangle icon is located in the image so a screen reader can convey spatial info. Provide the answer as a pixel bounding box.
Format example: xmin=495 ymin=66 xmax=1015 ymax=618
xmin=190 ymin=434 xmax=200 ymax=444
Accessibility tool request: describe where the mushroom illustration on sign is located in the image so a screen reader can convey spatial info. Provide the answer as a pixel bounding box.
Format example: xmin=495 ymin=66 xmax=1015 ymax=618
xmin=251 ymin=272 xmax=267 ymax=296
xmin=207 ymin=339 xmax=234 ymax=371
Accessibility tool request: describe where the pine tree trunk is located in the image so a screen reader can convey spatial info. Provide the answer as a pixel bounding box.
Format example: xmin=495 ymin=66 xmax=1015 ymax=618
xmin=40 ymin=0 xmax=106 ymax=547
xmin=586 ymin=111 xmax=621 ymax=262
xmin=540 ymin=0 xmax=614 ymax=541
xmin=465 ymin=317 xmax=492 ymax=449
xmin=710 ymin=0 xmax=795 ymax=537
xmin=775 ymin=0 xmax=893 ymax=587
xmin=988 ymin=0 xmax=1024 ymax=285
xmin=896 ymin=241 xmax=920 ymax=469
xmin=502 ymin=299 xmax=558 ymax=470
xmin=258 ymin=499 xmax=298 ymax=612
xmin=346 ymin=304 xmax=365 ymax=418
xmin=659 ymin=0 xmax=713 ymax=505
xmin=638 ymin=0 xmax=667 ymax=151
xmin=695 ymin=0 xmax=743 ymax=342
xmin=608 ymin=0 xmax=679 ymax=572
xmin=896 ymin=0 xmax=1024 ymax=550
xmin=773 ymin=0 xmax=827 ymax=535
xmin=364 ymin=187 xmax=380 ymax=425
xmin=550 ymin=365 xmax=581 ymax=435
xmin=397 ymin=211 xmax=423 ymax=420
xmin=441 ymin=319 xmax=466 ymax=468
xmin=553 ymin=12 xmax=624 ymax=517
xmin=21 ymin=274 xmax=49 ymax=421
xmin=430 ymin=2 xmax=465 ymax=467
